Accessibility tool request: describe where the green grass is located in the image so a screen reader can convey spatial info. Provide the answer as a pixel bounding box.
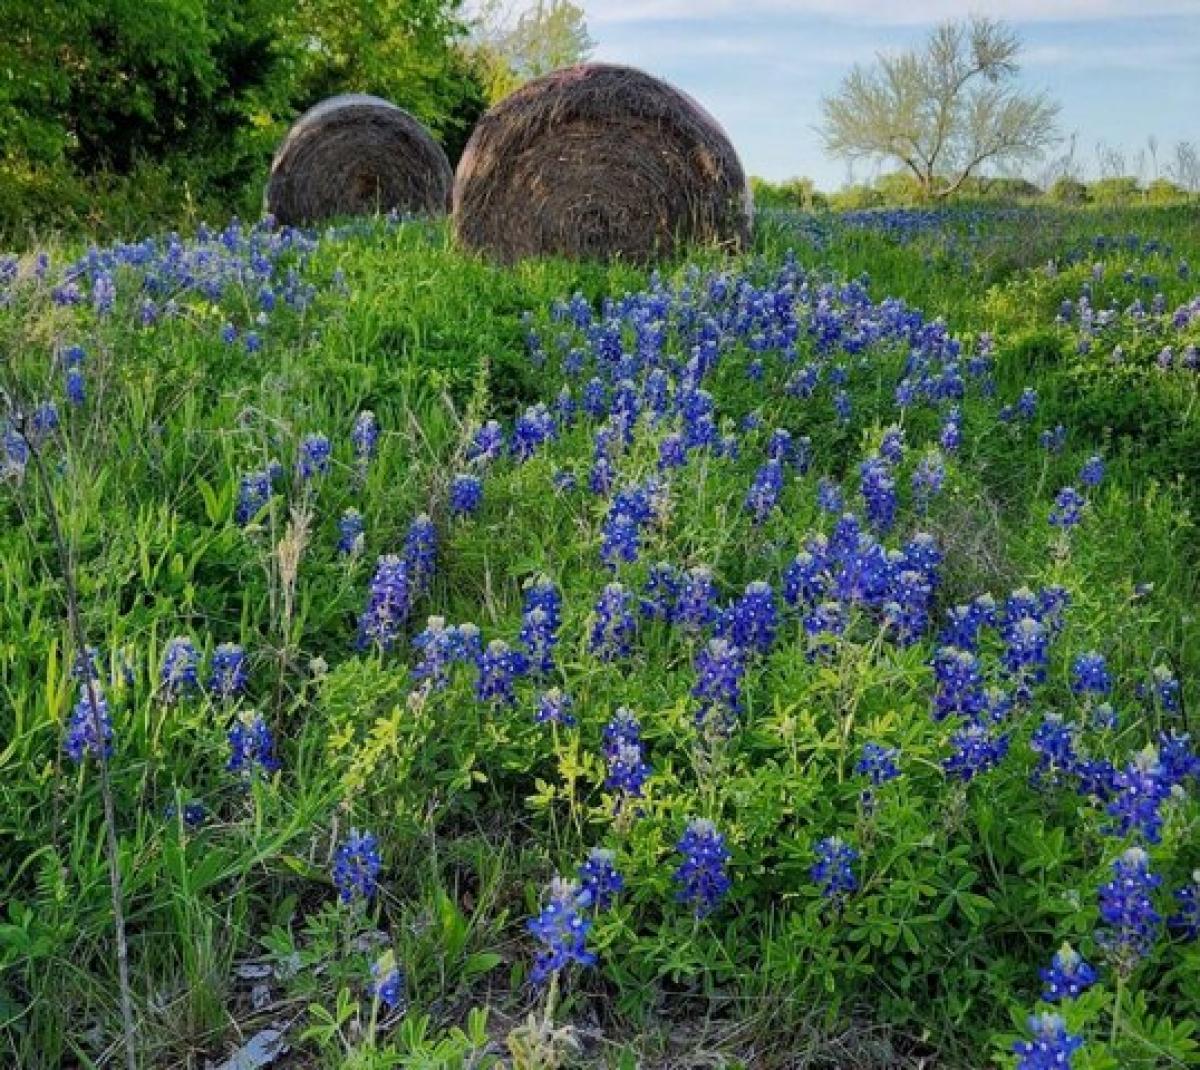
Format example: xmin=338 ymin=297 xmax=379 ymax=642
xmin=1 ymin=205 xmax=1199 ymax=1069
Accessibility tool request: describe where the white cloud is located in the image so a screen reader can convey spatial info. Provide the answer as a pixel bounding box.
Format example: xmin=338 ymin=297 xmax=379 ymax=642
xmin=586 ymin=0 xmax=1200 ymax=26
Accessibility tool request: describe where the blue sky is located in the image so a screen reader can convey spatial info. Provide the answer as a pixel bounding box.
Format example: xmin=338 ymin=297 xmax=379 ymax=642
xmin=581 ymin=0 xmax=1200 ymax=188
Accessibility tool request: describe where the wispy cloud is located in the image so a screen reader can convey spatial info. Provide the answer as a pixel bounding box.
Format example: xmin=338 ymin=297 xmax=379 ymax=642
xmin=587 ymin=0 xmax=1199 ymax=26
xmin=1024 ymin=41 xmax=1200 ymax=71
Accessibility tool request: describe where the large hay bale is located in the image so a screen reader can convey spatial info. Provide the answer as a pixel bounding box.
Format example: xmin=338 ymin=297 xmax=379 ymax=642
xmin=266 ymin=94 xmax=452 ymax=226
xmin=452 ymin=64 xmax=752 ymax=263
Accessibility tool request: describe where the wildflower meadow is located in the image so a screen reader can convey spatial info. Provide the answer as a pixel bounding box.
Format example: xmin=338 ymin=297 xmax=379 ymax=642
xmin=2 ymin=203 xmax=1200 ymax=1068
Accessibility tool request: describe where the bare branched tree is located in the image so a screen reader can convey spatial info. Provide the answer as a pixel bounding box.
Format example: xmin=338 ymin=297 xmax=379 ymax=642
xmin=819 ymin=16 xmax=1059 ymax=200
xmin=1168 ymin=140 xmax=1200 ymax=193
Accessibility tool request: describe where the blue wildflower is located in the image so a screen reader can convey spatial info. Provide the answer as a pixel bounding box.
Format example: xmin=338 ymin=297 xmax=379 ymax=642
xmin=371 ymin=955 xmax=404 ymax=1011
xmin=227 ymin=711 xmax=279 ymax=776
xmin=718 ymin=581 xmax=777 ymax=656
xmin=332 ymin=829 xmax=382 ymax=904
xmin=676 ymin=566 xmax=719 ymax=633
xmin=357 ymin=555 xmax=411 ymax=651
xmin=590 ymin=583 xmax=636 ymax=660
xmin=337 ymin=509 xmax=365 ymax=556
xmin=1107 ymin=746 xmax=1173 ymax=843
xmin=535 ymin=688 xmax=576 ymax=727
xmin=692 ymin=638 xmax=746 ymax=729
xmin=1097 ymin=846 xmax=1162 ymax=973
xmin=577 ymin=848 xmax=623 ymax=911
xmin=944 ymin=724 xmax=1010 ymax=781
xmin=1049 ymin=486 xmax=1085 ymax=528
xmin=640 ymin=562 xmax=682 ymax=622
xmin=160 ymin=637 xmax=200 ymax=703
xmin=65 ymin=688 xmax=114 ymax=763
xmin=856 ymin=743 xmax=901 ymax=786
xmin=1039 ymin=944 xmax=1097 ymax=1002
xmin=475 ymin=639 xmax=528 ymax=707
xmin=401 ymin=514 xmax=437 ymax=596
xmin=810 ymin=836 xmax=859 ymax=902
xmin=351 ymin=411 xmax=379 ymax=463
xmin=1169 ymin=873 xmax=1200 ymax=940
xmin=234 ymin=469 xmax=273 ymax=526
xmin=411 ymin=616 xmax=458 ymax=688
xmin=1072 ymin=651 xmax=1111 ymax=695
xmin=528 ymin=878 xmax=595 ymax=984
xmin=745 ymin=459 xmax=784 ymax=524
xmin=208 ymin=643 xmax=248 ymax=701
xmin=673 ymin=818 xmax=731 ymax=918
xmin=297 ymin=433 xmax=332 ymax=480
xmin=1013 ymin=1013 xmax=1084 ymax=1070
xmin=1080 ymin=454 xmax=1105 ymax=487
xmin=449 ymin=474 xmax=483 ymax=516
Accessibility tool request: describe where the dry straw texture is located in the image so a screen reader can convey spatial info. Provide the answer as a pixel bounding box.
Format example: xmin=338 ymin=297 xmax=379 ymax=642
xmin=266 ymin=94 xmax=453 ymax=226
xmin=452 ymin=64 xmax=753 ymax=263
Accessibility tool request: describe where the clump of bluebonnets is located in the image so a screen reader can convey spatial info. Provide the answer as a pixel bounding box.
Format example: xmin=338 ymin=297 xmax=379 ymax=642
xmin=673 ymin=818 xmax=731 ymax=918
xmin=332 ymin=829 xmax=382 ymax=904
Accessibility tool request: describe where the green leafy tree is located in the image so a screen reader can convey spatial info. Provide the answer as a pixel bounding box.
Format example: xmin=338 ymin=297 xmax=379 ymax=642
xmin=469 ymin=0 xmax=593 ymax=103
xmin=820 ymin=17 xmax=1059 ymax=200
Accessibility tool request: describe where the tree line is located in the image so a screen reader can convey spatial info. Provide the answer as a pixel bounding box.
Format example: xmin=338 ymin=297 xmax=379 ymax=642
xmin=0 ymin=0 xmax=591 ymax=240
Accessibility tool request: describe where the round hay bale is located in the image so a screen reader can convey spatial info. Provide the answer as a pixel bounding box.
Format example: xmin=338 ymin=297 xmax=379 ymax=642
xmin=452 ymin=64 xmax=752 ymax=263
xmin=266 ymin=94 xmax=452 ymax=226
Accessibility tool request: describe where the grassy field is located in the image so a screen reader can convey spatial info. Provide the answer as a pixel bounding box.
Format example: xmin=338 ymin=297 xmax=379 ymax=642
xmin=1 ymin=204 xmax=1199 ymax=1069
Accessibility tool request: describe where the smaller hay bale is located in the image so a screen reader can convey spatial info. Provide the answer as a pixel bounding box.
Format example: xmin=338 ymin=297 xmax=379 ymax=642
xmin=266 ymin=94 xmax=452 ymax=226
xmin=452 ymin=64 xmax=753 ymax=263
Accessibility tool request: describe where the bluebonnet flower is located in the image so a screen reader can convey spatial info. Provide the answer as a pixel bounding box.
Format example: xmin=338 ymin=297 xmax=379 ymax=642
xmin=552 ymin=469 xmax=577 ymax=494
xmin=577 ymin=848 xmax=623 ymax=910
xmin=1092 ymin=702 xmax=1119 ymax=731
xmin=1107 ymin=746 xmax=1173 ymax=843
xmin=745 ymin=459 xmax=784 ymax=524
xmin=783 ymin=549 xmax=827 ymax=610
xmin=833 ymin=390 xmax=852 ymax=424
xmin=411 ymin=617 xmax=458 ymax=688
xmin=1039 ymin=943 xmax=1097 ymax=1002
xmin=1158 ymin=730 xmax=1199 ymax=786
xmin=1017 ymin=387 xmax=1038 ymax=420
xmin=640 ymin=562 xmax=681 ymax=622
xmin=165 ymin=800 xmax=207 ymax=829
xmin=227 ymin=711 xmax=279 ymax=776
xmin=1080 ymin=454 xmax=1105 ymax=487
xmin=932 ymin=647 xmax=988 ymax=722
xmin=65 ymin=689 xmax=114 ymax=763
xmin=939 ymin=408 xmax=961 ymax=452
xmin=1039 ymin=425 xmax=1067 ymax=453
xmin=1168 ymin=873 xmax=1200 ymax=940
xmin=160 ymin=637 xmax=200 ymax=702
xmin=1029 ymin=713 xmax=1079 ymax=786
xmin=337 ymin=509 xmax=365 ymax=556
xmin=676 ymin=567 xmax=719 ymax=633
xmin=65 ymin=366 xmax=87 ymax=407
xmin=1003 ymin=616 xmax=1050 ymax=697
xmin=601 ymin=509 xmax=642 ymax=568
xmin=511 ymin=404 xmax=555 ymax=460
xmin=658 ymin=432 xmax=687 ymax=470
xmin=521 ymin=578 xmax=562 ymax=675
xmin=208 ymin=643 xmax=248 ymax=701
xmin=535 ymin=688 xmax=576 ymax=727
xmin=879 ymin=425 xmax=905 ymax=465
xmin=883 ymin=568 xmax=933 ymax=645
xmin=1049 ymin=486 xmax=1086 ymax=528
xmin=332 ymin=829 xmax=382 ymax=904
xmin=402 ymin=514 xmax=437 ymax=596
xmin=603 ymin=708 xmax=650 ymax=801
xmin=767 ymin=428 xmax=794 ymax=465
xmin=357 ymin=555 xmax=411 ymax=651
xmin=718 ymin=581 xmax=777 ymax=656
xmin=1151 ymin=664 xmax=1181 ymax=714
xmin=673 ymin=818 xmax=731 ymax=918
xmin=692 ymin=638 xmax=746 ymax=729
xmin=590 ymin=583 xmax=636 ymax=660
xmin=803 ymin=600 xmax=848 ymax=660
xmin=297 ymin=433 xmax=332 ymax=480
xmin=351 ymin=411 xmax=379 ymax=463
xmin=449 ymin=474 xmax=482 ymax=516
xmin=468 ymin=420 xmax=505 ymax=465
xmin=528 ymin=878 xmax=595 ymax=983
xmin=1097 ymin=846 xmax=1162 ymax=972
xmin=475 ymin=640 xmax=528 ymax=706
xmin=944 ymin=724 xmax=1010 ymax=781
xmin=1012 ymin=1013 xmax=1084 ymax=1070
xmin=371 ymin=954 xmax=404 ymax=1011
xmin=29 ymin=402 xmax=59 ymax=442
xmin=234 ymin=469 xmax=273 ymax=526
xmin=856 ymin=743 xmax=901 ymax=786
xmin=859 ymin=456 xmax=897 ymax=534
xmin=912 ymin=453 xmax=946 ymax=509
xmin=816 ymin=478 xmax=843 ymax=514
xmin=810 ymin=837 xmax=859 ymax=902
xmin=1072 ymin=651 xmax=1111 ymax=696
